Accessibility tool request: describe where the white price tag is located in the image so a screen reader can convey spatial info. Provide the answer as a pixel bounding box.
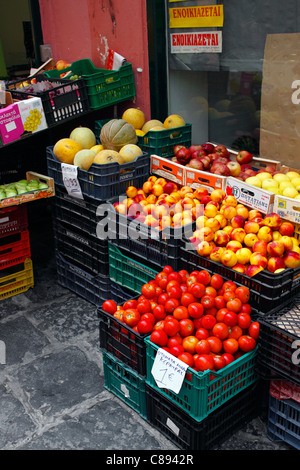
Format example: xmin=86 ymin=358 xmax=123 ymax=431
xmin=61 ymin=163 xmax=83 ymax=199
xmin=151 ymin=348 xmax=188 ymax=394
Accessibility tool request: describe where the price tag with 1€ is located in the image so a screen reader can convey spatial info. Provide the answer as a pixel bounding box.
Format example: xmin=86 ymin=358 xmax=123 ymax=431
xmin=151 ymin=347 xmax=189 ymax=394
xmin=61 ymin=163 xmax=83 ymax=199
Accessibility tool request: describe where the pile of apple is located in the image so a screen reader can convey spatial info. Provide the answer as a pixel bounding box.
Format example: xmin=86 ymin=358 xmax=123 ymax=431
xmin=102 ymin=266 xmax=259 ymax=373
xmin=172 ymin=142 xmax=253 ymax=177
xmin=244 ymin=169 xmax=300 ymax=199
xmin=113 ymin=175 xmax=213 ymax=229
xmin=189 ymin=188 xmax=300 ymax=276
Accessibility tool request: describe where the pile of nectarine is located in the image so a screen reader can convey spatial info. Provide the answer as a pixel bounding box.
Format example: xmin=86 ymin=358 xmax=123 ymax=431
xmin=189 ymin=189 xmax=300 ymax=276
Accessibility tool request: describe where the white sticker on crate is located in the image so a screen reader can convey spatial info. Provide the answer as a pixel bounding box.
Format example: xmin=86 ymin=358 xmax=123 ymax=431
xmin=151 ymin=348 xmax=188 ymax=394
xmin=61 ymin=163 xmax=84 ymax=199
xmin=166 ymin=418 xmax=180 ymax=437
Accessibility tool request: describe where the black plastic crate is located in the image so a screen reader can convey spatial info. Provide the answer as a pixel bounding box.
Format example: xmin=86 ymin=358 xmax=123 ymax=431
xmin=267 ymin=392 xmax=300 ymax=450
xmin=53 ymin=185 xmax=103 ymax=239
xmin=104 ymin=197 xmax=195 ymax=272
xmin=53 ymin=219 xmax=108 ymax=276
xmin=179 ymin=237 xmax=300 ymax=315
xmin=6 ymin=74 xmax=90 ymax=126
xmin=55 ymin=251 xmax=133 ymax=306
xmin=46 ymin=146 xmax=149 ymax=201
xmin=98 ymin=303 xmax=146 ymax=377
xmin=146 ymin=381 xmax=262 ymax=450
xmin=256 ymin=295 xmax=300 ymax=385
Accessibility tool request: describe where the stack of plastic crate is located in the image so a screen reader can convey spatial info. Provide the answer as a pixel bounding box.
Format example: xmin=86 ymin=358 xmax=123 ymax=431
xmin=256 ymin=294 xmax=300 ymax=449
xmin=0 ymin=204 xmax=34 ymax=300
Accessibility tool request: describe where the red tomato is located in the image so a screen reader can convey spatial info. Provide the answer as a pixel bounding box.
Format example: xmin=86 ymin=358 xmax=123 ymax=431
xmin=248 ymin=321 xmax=260 ymax=340
xmin=215 ymin=296 xmax=226 ymax=310
xmin=201 ymin=314 xmax=216 ymax=330
xmin=167 ymin=272 xmax=182 ymax=284
xmin=140 ymin=312 xmax=155 ymax=324
xmin=113 ymin=310 xmax=124 ymax=322
xmin=195 ymin=327 xmax=209 ymax=341
xmin=216 ymin=308 xmax=229 ymax=322
xmin=222 ymin=352 xmax=235 ymax=366
xmin=223 ymin=311 xmax=238 ymax=327
xmin=210 ymin=274 xmax=224 ymax=290
xmin=177 ymin=352 xmax=194 ymax=367
xmin=155 ymin=272 xmax=168 ymax=290
xmin=205 ymin=307 xmax=217 ymax=317
xmin=136 ymin=319 xmax=153 ymax=334
xmin=194 ymin=354 xmax=214 ymax=372
xmin=237 ymin=312 xmax=252 ymax=329
xmin=207 ymin=336 xmax=222 ymax=353
xmin=164 ymin=318 xmax=180 ymax=336
xmin=189 ymin=282 xmax=206 ymax=298
xmin=150 ymin=329 xmax=168 ymax=347
xmin=186 ymin=274 xmax=198 ymax=287
xmin=164 ymin=297 xmax=180 ymax=313
xmin=180 ymin=292 xmax=196 ymax=307
xmin=173 ymin=305 xmax=189 ymax=320
xmin=226 ymin=297 xmax=242 ymax=313
xmin=222 ymin=281 xmax=237 ymax=292
xmin=235 ymin=286 xmax=250 ymax=304
xmin=150 ymin=301 xmax=158 ymax=312
xmin=213 ymin=355 xmax=226 ymax=371
xmin=187 ymin=302 xmax=204 ymax=319
xmin=212 ymin=322 xmax=229 ymax=340
xmin=158 ymin=293 xmax=169 ymax=305
xmin=228 ymin=325 xmax=243 ymax=340
xmin=152 ymin=304 xmax=166 ymax=320
xmin=223 ymin=291 xmax=236 ymax=302
xmin=223 ymin=338 xmax=239 ymax=354
xmin=141 ymin=283 xmax=157 ymax=299
xmin=201 ymin=294 xmax=215 ymax=309
xmin=166 ymin=280 xmax=180 ymax=292
xmin=180 ymin=284 xmax=188 ymax=294
xmin=123 ymin=309 xmax=140 ymax=327
xmin=123 ymin=299 xmax=138 ymax=310
xmin=205 ymin=286 xmax=217 ymax=298
xmin=197 ymin=270 xmax=211 ymax=286
xmin=178 ymin=269 xmax=189 ymax=283
xmin=182 ymin=335 xmax=199 ymax=354
xmin=163 ymin=265 xmax=173 ymax=274
xmin=153 ymin=320 xmax=165 ymax=331
xmin=238 ymin=335 xmax=256 ymax=352
xmin=137 ymin=299 xmax=151 ymax=314
xmin=167 ymin=335 xmax=182 ymax=348
xmin=169 ymin=344 xmax=184 ymax=357
xmin=102 ymin=300 xmax=118 ymax=314
xmin=179 ymin=318 xmax=195 ymax=337
xmin=195 ymin=339 xmax=211 ymax=355
xmin=167 ymin=285 xmax=182 ymax=300
xmin=240 ymin=303 xmax=252 ymax=314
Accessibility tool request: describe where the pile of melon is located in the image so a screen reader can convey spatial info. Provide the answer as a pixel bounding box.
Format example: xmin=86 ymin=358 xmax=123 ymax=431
xmin=121 ymin=107 xmax=186 ymax=136
xmin=53 ymin=120 xmax=144 ymax=170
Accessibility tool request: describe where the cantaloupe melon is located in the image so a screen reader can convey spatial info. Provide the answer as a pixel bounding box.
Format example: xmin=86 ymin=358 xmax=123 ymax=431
xmin=53 ymin=138 xmax=83 ymax=164
xmin=73 ymin=149 xmax=96 ymax=170
xmin=69 ymin=126 xmax=96 ymax=149
xmin=142 ymin=119 xmax=164 ymax=134
xmin=100 ymin=119 xmax=137 ymax=152
xmin=119 ymin=144 xmax=143 ymax=163
xmin=93 ymin=150 xmax=124 ymax=165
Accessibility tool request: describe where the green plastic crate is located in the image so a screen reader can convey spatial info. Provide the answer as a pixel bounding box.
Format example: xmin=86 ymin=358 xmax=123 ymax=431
xmin=145 ymin=336 xmax=258 ymax=422
xmin=137 ymin=123 xmax=192 ymax=158
xmin=102 ymin=350 xmax=147 ymax=419
xmin=45 ymin=59 xmax=135 ymax=110
xmin=108 ymin=243 xmax=158 ymax=294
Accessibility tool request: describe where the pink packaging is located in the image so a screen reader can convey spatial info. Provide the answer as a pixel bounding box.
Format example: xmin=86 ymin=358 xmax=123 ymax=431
xmin=0 ymin=102 xmax=24 ymax=144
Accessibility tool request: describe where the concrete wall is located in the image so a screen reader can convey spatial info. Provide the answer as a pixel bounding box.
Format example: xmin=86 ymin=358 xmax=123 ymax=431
xmin=38 ymin=0 xmax=151 ymax=118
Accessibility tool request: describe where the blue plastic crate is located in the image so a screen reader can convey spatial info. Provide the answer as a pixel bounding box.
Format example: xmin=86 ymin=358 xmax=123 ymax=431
xmin=267 ymin=392 xmax=300 ymax=449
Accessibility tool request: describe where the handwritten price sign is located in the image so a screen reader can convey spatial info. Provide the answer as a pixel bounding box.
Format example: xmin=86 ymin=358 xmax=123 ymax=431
xmin=151 ymin=348 xmax=188 ymax=394
xmin=61 ymin=163 xmax=83 ymax=199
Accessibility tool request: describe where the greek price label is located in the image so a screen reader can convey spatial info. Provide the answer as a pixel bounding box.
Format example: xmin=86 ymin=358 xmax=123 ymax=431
xmin=61 ymin=163 xmax=83 ymax=199
xmin=151 ymin=347 xmax=188 ymax=394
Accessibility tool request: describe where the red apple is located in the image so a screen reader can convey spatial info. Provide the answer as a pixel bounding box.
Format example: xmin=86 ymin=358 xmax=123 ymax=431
xmin=207 ymin=152 xmax=219 ymax=163
xmin=227 ymin=161 xmax=241 ymax=177
xmin=176 ymin=147 xmax=192 ymax=165
xmin=191 ymin=149 xmax=206 ymax=159
xmin=241 ymin=163 xmax=253 ymax=171
xmin=210 ymin=161 xmax=230 ymax=176
xmin=187 ymin=158 xmax=205 ymax=170
xmin=174 ymin=144 xmax=186 ymax=155
xmin=236 ymin=150 xmax=253 ymax=165
xmin=201 ymin=143 xmax=215 ymax=154
xmin=189 ymin=145 xmax=203 ymax=154
xmin=199 ymin=156 xmax=211 ymax=170
xmin=214 ymin=156 xmax=230 ymax=165
xmin=214 ymin=144 xmax=230 ymax=159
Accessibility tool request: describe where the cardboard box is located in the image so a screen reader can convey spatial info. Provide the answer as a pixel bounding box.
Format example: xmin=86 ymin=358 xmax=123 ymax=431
xmin=0 ymin=96 xmax=47 ymax=144
xmin=274 ymin=195 xmax=300 ymax=224
xmin=150 ymin=154 xmax=185 ymax=186
xmin=226 ymin=176 xmax=274 ymax=214
xmin=0 ymin=172 xmax=54 ymax=208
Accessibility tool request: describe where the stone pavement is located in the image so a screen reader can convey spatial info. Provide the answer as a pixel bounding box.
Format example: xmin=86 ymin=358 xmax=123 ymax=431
xmin=0 ymin=202 xmax=293 ymax=452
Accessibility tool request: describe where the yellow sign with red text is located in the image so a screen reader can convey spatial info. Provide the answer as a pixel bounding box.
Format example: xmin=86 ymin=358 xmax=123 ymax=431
xmin=169 ymin=5 xmax=224 ymax=28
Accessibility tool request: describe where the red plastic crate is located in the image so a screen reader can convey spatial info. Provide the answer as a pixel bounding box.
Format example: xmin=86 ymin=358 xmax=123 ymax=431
xmin=0 ymin=229 xmax=31 ymax=270
xmin=0 ymin=205 xmax=28 ymax=238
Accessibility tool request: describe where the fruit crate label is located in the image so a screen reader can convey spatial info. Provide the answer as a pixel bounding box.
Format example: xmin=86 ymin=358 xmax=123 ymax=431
xmin=61 ymin=163 xmax=83 ymax=199
xmin=151 ymin=347 xmax=188 ymax=394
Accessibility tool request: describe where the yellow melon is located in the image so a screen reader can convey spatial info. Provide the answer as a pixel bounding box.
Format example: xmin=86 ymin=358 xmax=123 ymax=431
xmin=90 ymin=144 xmax=104 ymax=153
xmin=142 ymin=119 xmax=164 ymax=134
xmin=93 ymin=150 xmax=124 ymax=165
xmin=119 ymin=144 xmax=143 ymax=163
xmin=136 ymin=129 xmax=145 ymax=136
xmin=163 ymin=114 xmax=185 ymax=129
xmin=73 ymin=149 xmax=96 ymax=170
xmin=69 ymin=126 xmax=96 ymax=149
xmin=149 ymin=126 xmax=165 ymax=131
xmin=122 ymin=108 xmax=145 ymax=129
xmin=53 ymin=138 xmax=83 ymax=164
